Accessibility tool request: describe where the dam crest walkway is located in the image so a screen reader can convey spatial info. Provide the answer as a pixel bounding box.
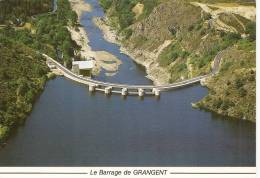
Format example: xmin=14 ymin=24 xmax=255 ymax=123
xmin=44 ymin=50 xmax=223 ymax=97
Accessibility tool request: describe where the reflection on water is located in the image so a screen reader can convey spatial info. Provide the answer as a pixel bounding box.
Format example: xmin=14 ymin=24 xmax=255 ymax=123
xmin=0 ymin=78 xmax=255 ymax=166
xmin=0 ymin=0 xmax=255 ymax=167
xmin=81 ymin=0 xmax=152 ymax=85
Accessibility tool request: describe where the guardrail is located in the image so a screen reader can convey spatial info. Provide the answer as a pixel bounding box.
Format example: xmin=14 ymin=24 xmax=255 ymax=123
xmin=44 ymin=53 xmax=218 ymax=97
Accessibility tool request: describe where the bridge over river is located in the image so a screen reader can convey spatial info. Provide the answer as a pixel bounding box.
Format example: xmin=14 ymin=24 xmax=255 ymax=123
xmin=44 ymin=50 xmax=223 ymax=97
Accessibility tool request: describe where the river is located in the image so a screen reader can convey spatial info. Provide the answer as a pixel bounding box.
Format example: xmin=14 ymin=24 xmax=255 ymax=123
xmin=0 ymin=0 xmax=255 ymax=166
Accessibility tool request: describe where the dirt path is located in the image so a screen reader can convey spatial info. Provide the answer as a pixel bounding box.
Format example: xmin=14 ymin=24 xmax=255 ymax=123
xmin=191 ymin=2 xmax=256 ymax=21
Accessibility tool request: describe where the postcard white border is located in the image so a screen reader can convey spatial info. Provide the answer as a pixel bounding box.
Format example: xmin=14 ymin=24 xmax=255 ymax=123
xmin=0 ymin=167 xmax=256 ymax=178
xmin=0 ymin=1 xmax=258 ymax=178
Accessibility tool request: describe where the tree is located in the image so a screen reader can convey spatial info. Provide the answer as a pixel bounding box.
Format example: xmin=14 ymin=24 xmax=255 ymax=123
xmin=246 ymin=22 xmax=256 ymax=41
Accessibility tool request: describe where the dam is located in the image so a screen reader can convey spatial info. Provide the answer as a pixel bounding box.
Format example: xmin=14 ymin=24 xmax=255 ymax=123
xmin=45 ymin=53 xmax=217 ymax=97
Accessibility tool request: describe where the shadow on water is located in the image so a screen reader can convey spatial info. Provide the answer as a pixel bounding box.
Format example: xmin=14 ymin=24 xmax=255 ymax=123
xmin=0 ymin=0 xmax=255 ymax=167
xmin=80 ymin=0 xmax=152 ymax=85
xmin=0 ymin=77 xmax=255 ymax=166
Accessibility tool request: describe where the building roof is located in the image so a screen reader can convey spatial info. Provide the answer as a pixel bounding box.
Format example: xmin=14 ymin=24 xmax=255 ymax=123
xmin=72 ymin=60 xmax=94 ymax=70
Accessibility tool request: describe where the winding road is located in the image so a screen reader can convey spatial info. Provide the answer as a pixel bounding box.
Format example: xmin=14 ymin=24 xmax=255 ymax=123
xmin=42 ymin=0 xmax=224 ymax=96
xmin=45 ymin=50 xmax=223 ymax=96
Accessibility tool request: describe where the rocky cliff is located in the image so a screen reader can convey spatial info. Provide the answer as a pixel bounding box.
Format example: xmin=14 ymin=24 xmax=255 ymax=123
xmin=98 ymin=0 xmax=256 ymax=121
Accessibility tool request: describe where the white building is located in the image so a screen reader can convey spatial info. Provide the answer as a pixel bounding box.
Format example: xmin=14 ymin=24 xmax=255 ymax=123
xmin=72 ymin=60 xmax=94 ymax=76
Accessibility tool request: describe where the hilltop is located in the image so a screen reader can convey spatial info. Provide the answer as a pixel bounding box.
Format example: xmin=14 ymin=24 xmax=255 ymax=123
xmin=0 ymin=0 xmax=52 ymax=24
xmin=97 ymin=0 xmax=256 ymax=121
xmin=0 ymin=0 xmax=79 ymax=141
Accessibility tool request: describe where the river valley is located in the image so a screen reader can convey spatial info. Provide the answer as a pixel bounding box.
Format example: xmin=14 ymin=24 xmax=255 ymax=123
xmin=0 ymin=0 xmax=255 ymax=166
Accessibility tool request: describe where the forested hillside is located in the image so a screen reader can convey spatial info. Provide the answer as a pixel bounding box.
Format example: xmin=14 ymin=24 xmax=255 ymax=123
xmin=99 ymin=0 xmax=256 ymax=121
xmin=0 ymin=37 xmax=49 ymax=140
xmin=0 ymin=0 xmax=78 ymax=141
xmin=0 ymin=0 xmax=52 ymax=24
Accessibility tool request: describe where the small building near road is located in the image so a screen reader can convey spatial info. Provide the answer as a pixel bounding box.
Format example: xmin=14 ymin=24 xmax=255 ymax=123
xmin=72 ymin=60 xmax=94 ymax=76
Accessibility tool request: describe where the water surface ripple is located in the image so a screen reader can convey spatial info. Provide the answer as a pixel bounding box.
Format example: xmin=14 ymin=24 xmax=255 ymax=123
xmin=0 ymin=0 xmax=255 ymax=166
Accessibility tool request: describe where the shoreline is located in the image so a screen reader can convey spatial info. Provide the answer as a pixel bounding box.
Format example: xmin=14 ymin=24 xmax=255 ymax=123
xmin=69 ymin=0 xmax=92 ymax=18
xmin=92 ymin=16 xmax=257 ymax=122
xmin=93 ymin=17 xmax=171 ymax=85
xmin=68 ymin=0 xmax=122 ymax=76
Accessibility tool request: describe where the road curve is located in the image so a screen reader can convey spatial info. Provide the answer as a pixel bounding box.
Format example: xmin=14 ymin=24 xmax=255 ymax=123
xmin=44 ymin=49 xmax=224 ymax=93
xmin=41 ymin=0 xmax=221 ymax=93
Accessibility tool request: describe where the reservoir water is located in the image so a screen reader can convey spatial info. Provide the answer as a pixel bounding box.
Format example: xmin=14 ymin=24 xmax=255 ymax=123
xmin=0 ymin=0 xmax=255 ymax=166
xmin=82 ymin=0 xmax=152 ymax=84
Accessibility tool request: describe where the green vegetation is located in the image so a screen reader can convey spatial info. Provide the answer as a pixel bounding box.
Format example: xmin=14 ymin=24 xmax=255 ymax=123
xmin=195 ymin=0 xmax=255 ymax=3
xmin=121 ymin=28 xmax=133 ymax=40
xmin=0 ymin=0 xmax=52 ymax=24
xmin=189 ymin=32 xmax=242 ymax=75
xmin=100 ymin=0 xmax=256 ymax=121
xmin=219 ymin=13 xmax=245 ymax=34
xmin=158 ymin=15 xmax=255 ymax=121
xmin=1 ymin=0 xmax=79 ymax=68
xmin=0 ymin=0 xmax=79 ymax=141
xmin=196 ymin=39 xmax=255 ymax=121
xmin=157 ymin=19 xmax=243 ymax=81
xmin=245 ymin=22 xmax=256 ymax=41
xmin=136 ymin=0 xmax=159 ymax=21
xmin=34 ymin=0 xmax=78 ymax=67
xmin=100 ymin=0 xmax=136 ymax=30
xmin=169 ymin=59 xmax=188 ymax=82
xmin=0 ymin=37 xmax=49 ymax=141
xmin=99 ymin=0 xmax=113 ymax=11
xmin=131 ymin=35 xmax=148 ymax=48
xmin=158 ymin=42 xmax=189 ymax=67
xmin=99 ymin=0 xmax=159 ymax=38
